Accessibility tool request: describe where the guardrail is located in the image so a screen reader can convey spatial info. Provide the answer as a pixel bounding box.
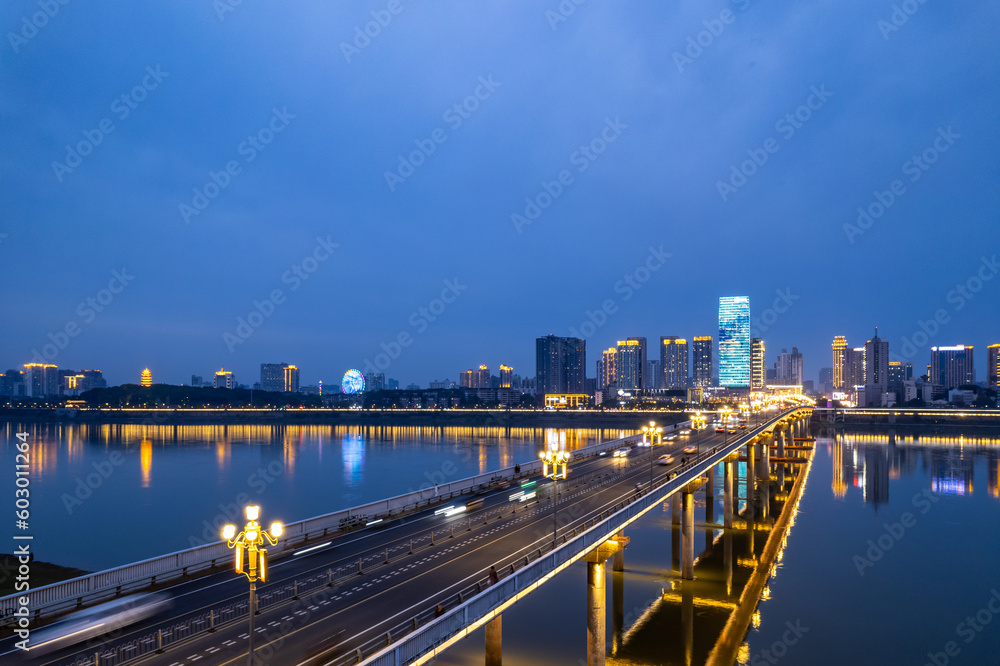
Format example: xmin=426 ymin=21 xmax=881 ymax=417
xmin=0 ymin=423 xmax=683 ymax=624
xmin=355 ymin=408 xmax=810 ymax=666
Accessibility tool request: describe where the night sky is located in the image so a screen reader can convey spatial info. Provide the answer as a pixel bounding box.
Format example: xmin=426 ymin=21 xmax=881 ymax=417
xmin=2 ymin=1 xmax=997 ymax=388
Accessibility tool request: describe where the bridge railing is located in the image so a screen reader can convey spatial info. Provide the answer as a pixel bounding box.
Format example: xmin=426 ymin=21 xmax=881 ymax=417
xmin=356 ymin=408 xmax=810 ymax=666
xmin=0 ymin=421 xmax=680 ymax=623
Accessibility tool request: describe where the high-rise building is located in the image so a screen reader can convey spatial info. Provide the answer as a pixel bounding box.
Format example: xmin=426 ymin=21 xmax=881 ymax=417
xmin=930 ymin=346 xmax=975 ymax=389
xmin=863 ymin=333 xmax=889 ymax=406
xmin=459 ymin=370 xmax=473 ymax=388
xmin=988 ymin=344 xmax=1000 ymax=389
xmin=214 ymin=367 xmax=235 ymax=389
xmin=646 ymin=360 xmax=662 ymax=389
xmin=692 ymin=336 xmax=713 ymax=387
xmin=718 ymin=296 xmax=750 ymax=387
xmin=616 ymin=339 xmax=644 ymax=390
xmin=477 ymin=364 xmax=490 ymax=388
xmin=536 ymin=335 xmax=586 ymax=394
xmin=0 ymin=370 xmax=25 ymax=397
xmin=846 ymin=347 xmax=865 ymax=389
xmin=23 ymin=363 xmax=59 ymax=397
xmin=261 ymin=363 xmax=299 ymax=392
xmin=499 ymin=365 xmax=513 ymax=388
xmin=660 ymin=337 xmax=689 ymax=389
xmin=364 ymin=372 xmax=385 ymax=391
xmin=750 ymin=338 xmax=766 ymax=390
xmin=140 ymin=368 xmax=152 ymax=387
xmin=597 ymin=347 xmax=616 ymax=390
xmin=832 ymin=336 xmax=848 ymax=390
xmin=79 ymin=370 xmax=106 ymax=391
xmin=774 ymin=347 xmax=804 ymax=386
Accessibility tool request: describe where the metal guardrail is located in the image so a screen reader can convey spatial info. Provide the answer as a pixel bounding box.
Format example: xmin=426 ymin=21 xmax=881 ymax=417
xmin=355 ymin=408 xmax=810 ymax=666
xmin=0 ymin=423 xmax=680 ymax=623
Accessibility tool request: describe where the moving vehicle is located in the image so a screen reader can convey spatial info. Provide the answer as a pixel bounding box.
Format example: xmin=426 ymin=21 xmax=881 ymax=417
xmin=613 ymin=448 xmax=630 ymax=457
xmin=683 ymin=445 xmax=698 ymax=455
xmin=679 ymin=429 xmax=691 ymax=435
xmin=664 ymin=434 xmax=677 ymax=441
xmin=657 ymin=454 xmax=674 ymax=466
xmin=26 ymin=593 xmax=172 ymax=656
xmin=715 ymin=427 xmax=725 ymax=433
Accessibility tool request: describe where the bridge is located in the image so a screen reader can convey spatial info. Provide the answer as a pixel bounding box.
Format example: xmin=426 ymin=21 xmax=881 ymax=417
xmin=0 ymin=407 xmax=813 ymax=665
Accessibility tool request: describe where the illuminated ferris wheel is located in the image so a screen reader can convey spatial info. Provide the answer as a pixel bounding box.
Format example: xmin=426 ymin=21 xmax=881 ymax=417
xmin=342 ymin=369 xmax=365 ymax=394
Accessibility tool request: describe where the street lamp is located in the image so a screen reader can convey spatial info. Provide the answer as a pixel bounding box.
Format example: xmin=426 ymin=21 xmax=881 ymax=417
xmin=540 ymin=447 xmax=569 ymax=548
xmin=642 ymin=421 xmax=662 ymax=488
xmin=223 ymin=505 xmax=283 ymax=665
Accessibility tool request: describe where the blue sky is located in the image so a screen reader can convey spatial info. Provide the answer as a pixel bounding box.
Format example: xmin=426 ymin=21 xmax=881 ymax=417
xmin=1 ymin=1 xmax=997 ymax=388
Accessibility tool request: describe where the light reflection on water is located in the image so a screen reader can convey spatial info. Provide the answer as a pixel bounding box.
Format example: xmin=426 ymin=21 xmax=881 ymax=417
xmin=0 ymin=423 xmax=626 ymax=572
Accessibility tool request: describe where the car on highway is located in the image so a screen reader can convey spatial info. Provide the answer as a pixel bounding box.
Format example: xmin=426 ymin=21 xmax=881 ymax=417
xmin=664 ymin=434 xmax=677 ymax=441
xmin=656 ymin=454 xmax=675 ymax=465
xmin=715 ymin=427 xmax=725 ymax=433
xmin=613 ymin=448 xmax=630 ymax=457
xmin=679 ymin=429 xmax=691 ymax=435
xmin=25 ymin=592 xmax=172 ymax=656
xmin=683 ymin=445 xmax=698 ymax=455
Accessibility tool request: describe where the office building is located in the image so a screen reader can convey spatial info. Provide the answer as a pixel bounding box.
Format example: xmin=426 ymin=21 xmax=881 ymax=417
xmin=863 ymin=333 xmax=889 ymax=406
xmin=459 ymin=365 xmax=489 ymax=389
xmin=845 ymin=347 xmax=865 ymax=390
xmin=750 ymin=338 xmax=766 ymax=390
xmin=718 ymin=296 xmax=750 ymax=387
xmin=930 ymin=346 xmax=975 ymax=389
xmin=888 ymin=361 xmax=912 ymax=401
xmin=832 ymin=336 xmax=848 ymax=390
xmin=365 ymin=372 xmax=386 ymax=391
xmin=140 ymin=368 xmax=152 ymax=387
xmin=774 ymin=347 xmax=804 ymax=386
xmin=214 ymin=367 xmax=236 ymax=389
xmin=499 ymin=365 xmax=513 ymax=389
xmin=989 ymin=344 xmax=1000 ymax=389
xmin=23 ymin=363 xmax=59 ymax=398
xmin=615 ymin=339 xmax=644 ymax=390
xmin=660 ymin=337 xmax=689 ymax=390
xmin=536 ymin=335 xmax=586 ymax=394
xmin=692 ymin=336 xmax=713 ymax=387
xmin=0 ymin=370 xmax=25 ymax=397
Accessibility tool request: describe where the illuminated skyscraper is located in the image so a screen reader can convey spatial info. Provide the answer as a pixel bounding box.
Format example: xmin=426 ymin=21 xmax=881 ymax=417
xmin=846 ymin=347 xmax=865 ymax=389
xmin=140 ymin=368 xmax=152 ymax=387
xmin=718 ymin=296 xmax=750 ymax=388
xmin=988 ymin=344 xmax=1000 ymax=389
xmin=214 ymin=367 xmax=235 ymax=389
xmin=862 ymin=333 xmax=889 ymax=406
xmin=750 ymin=338 xmax=766 ymax=390
xmin=499 ymin=364 xmax=513 ymax=388
xmin=616 ymin=339 xmax=644 ymax=390
xmin=692 ymin=336 xmax=713 ymax=387
xmin=930 ymin=346 xmax=975 ymax=389
xmin=477 ymin=364 xmax=490 ymax=388
xmin=283 ymin=365 xmax=299 ymax=392
xmin=23 ymin=363 xmax=59 ymax=397
xmin=261 ymin=363 xmax=299 ymax=392
xmin=660 ymin=337 xmax=689 ymax=389
xmin=536 ymin=335 xmax=586 ymax=394
xmin=598 ymin=347 xmax=617 ymax=390
xmin=832 ymin=336 xmax=848 ymax=390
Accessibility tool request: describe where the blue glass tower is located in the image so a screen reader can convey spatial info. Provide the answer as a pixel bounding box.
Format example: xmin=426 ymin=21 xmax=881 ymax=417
xmin=718 ymin=296 xmax=750 ymax=387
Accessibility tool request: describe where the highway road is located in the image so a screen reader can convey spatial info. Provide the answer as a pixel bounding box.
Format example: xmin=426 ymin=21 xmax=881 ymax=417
xmin=2 ymin=426 xmax=739 ymax=666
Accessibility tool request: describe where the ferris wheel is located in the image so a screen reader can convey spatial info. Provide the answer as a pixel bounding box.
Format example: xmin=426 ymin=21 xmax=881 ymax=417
xmin=342 ymin=369 xmax=365 ymax=394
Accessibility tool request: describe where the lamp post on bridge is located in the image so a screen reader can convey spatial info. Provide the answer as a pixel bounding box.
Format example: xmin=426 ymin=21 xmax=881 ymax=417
xmin=642 ymin=421 xmax=662 ymax=488
xmin=222 ymin=505 xmax=283 ymax=666
xmin=540 ymin=447 xmax=569 ymax=549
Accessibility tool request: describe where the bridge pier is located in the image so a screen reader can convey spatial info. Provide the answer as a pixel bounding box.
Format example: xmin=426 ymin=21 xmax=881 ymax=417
xmin=776 ymin=428 xmax=785 ymax=487
xmin=485 ymin=615 xmax=502 ymax=666
xmin=584 ymin=539 xmax=622 ymax=666
xmin=671 ymin=493 xmax=681 ymax=573
xmin=681 ymin=478 xmax=704 ymax=580
xmin=705 ymin=469 xmax=715 ymax=552
xmin=723 ymin=454 xmax=736 ymax=530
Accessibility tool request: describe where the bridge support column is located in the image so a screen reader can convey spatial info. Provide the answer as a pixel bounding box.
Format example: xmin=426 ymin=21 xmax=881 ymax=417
xmin=724 ymin=456 xmax=735 ymax=530
xmin=671 ymin=493 xmax=681 ymax=573
xmin=612 ymin=531 xmax=624 ymax=572
xmin=485 ymin=615 xmax=502 ymax=666
xmin=705 ymin=469 xmax=715 ymax=552
xmin=776 ymin=429 xmax=785 ymax=488
xmin=681 ymin=487 xmax=696 ymax=580
xmin=587 ymin=561 xmax=606 ymax=666
xmin=745 ymin=442 xmax=755 ymax=522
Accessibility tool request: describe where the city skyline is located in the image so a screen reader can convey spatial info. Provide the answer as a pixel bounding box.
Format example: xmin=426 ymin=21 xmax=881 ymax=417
xmin=2 ymin=4 xmax=997 ymax=391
